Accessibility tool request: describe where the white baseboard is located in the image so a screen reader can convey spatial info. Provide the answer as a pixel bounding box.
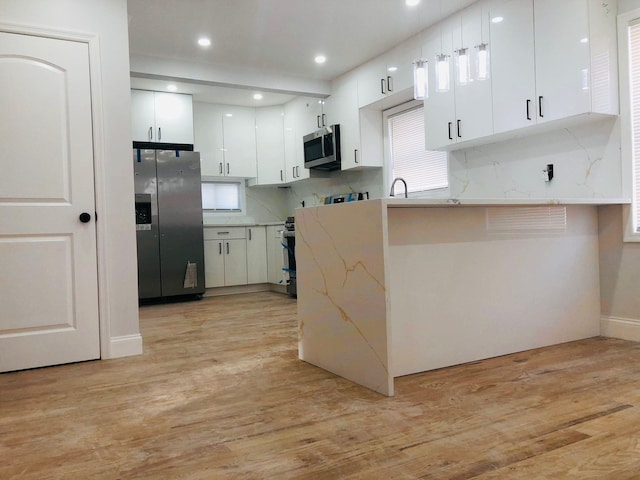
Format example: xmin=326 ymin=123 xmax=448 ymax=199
xmin=601 ymin=315 xmax=640 ymax=342
xmin=105 ymin=334 xmax=143 ymax=359
xmin=204 ymin=283 xmax=288 ymax=297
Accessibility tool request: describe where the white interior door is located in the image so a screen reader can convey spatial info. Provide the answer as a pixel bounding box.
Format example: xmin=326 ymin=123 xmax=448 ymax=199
xmin=0 ymin=32 xmax=100 ymax=372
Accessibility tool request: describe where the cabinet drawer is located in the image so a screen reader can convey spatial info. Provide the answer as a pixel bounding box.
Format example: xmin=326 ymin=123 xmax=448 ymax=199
xmin=204 ymin=226 xmax=246 ymax=240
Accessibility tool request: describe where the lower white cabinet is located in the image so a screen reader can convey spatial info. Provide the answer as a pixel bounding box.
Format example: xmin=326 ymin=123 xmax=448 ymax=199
xmin=266 ymin=225 xmax=286 ymax=285
xmin=246 ymin=226 xmax=268 ymax=284
xmin=204 ymin=226 xmax=271 ymax=288
xmin=204 ymin=227 xmax=248 ymax=287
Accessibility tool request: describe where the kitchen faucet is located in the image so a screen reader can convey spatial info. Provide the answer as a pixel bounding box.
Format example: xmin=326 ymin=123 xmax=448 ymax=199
xmin=389 ymin=177 xmax=408 ymax=198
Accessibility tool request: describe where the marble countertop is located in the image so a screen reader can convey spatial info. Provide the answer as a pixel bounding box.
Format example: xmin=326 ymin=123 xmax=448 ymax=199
xmin=299 ymin=197 xmax=631 ymax=210
xmin=203 ymin=221 xmax=285 ymax=227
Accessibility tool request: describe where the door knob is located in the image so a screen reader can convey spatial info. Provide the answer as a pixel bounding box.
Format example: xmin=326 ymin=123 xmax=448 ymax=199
xmin=79 ymin=212 xmax=91 ymax=223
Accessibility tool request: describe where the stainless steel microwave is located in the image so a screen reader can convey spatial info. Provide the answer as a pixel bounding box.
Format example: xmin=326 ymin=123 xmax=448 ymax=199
xmin=303 ymin=124 xmax=341 ymax=171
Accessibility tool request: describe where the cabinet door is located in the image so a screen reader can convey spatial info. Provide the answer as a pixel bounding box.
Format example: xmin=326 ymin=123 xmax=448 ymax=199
xmin=224 ymin=239 xmax=248 ymax=286
xmin=332 ymin=76 xmax=361 ymax=170
xmin=222 ymin=105 xmax=257 ymax=178
xmin=386 ymin=41 xmax=421 ymax=96
xmin=423 ymin=29 xmax=456 ymax=150
xmin=194 ymin=102 xmax=225 ymax=177
xmin=534 ymin=0 xmax=590 ymax=123
xmin=255 ymin=106 xmax=286 ymax=185
xmin=131 ymin=89 xmax=156 ymax=142
xmin=284 ymin=97 xmax=311 ymax=182
xmin=356 ymin=56 xmax=387 ymax=108
xmin=490 ymin=0 xmax=537 ymax=133
xmin=266 ymin=225 xmax=286 ymax=285
xmin=204 ymin=240 xmax=225 ymax=288
xmin=246 ymin=227 xmax=268 ymax=284
xmin=154 ymin=92 xmax=194 ymax=144
xmin=454 ymin=2 xmax=493 ymax=142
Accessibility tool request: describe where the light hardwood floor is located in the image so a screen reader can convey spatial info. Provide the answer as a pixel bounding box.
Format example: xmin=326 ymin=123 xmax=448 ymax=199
xmin=2 ymin=292 xmax=640 ymax=479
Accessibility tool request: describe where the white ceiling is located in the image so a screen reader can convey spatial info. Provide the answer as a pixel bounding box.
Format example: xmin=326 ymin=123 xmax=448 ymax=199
xmin=127 ymin=0 xmax=476 ymax=105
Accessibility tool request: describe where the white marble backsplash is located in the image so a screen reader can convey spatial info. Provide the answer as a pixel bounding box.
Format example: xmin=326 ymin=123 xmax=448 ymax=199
xmin=287 ymin=168 xmax=384 ymax=211
xmin=448 ymin=117 xmax=622 ymax=200
xmin=203 ymin=183 xmax=290 ymax=225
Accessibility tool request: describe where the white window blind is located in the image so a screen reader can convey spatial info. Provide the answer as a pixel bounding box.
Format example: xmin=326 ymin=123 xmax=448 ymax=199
xmin=201 ymin=182 xmax=241 ymax=211
xmin=629 ymin=21 xmax=640 ymax=231
xmin=389 ymin=106 xmax=448 ymax=194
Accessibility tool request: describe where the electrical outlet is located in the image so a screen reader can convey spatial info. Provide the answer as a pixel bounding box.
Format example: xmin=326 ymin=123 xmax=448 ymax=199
xmin=543 ymin=164 xmax=554 ymax=183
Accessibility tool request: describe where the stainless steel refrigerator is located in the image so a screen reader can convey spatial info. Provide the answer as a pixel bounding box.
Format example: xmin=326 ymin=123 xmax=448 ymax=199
xmin=133 ymin=148 xmax=205 ymax=300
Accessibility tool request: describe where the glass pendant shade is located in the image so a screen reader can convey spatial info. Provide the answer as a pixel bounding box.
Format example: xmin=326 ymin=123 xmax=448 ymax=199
xmin=413 ymin=59 xmax=428 ymax=100
xmin=455 ymin=48 xmax=470 ymax=85
xmin=435 ymin=54 xmax=450 ymax=92
xmin=475 ymin=43 xmax=490 ymax=81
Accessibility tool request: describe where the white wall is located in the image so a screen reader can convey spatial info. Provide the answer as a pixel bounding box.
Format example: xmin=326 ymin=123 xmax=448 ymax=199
xmin=0 ymin=0 xmax=141 ymax=356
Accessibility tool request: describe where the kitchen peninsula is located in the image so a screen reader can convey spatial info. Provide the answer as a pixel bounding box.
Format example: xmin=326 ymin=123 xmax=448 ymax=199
xmin=296 ymin=198 xmax=626 ymax=396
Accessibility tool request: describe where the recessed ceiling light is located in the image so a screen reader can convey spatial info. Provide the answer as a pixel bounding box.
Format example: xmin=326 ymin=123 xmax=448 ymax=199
xmin=314 ymin=55 xmax=326 ymax=64
xmin=198 ymin=37 xmax=211 ymax=47
xmin=580 ymin=37 xmax=589 ymax=43
xmin=225 ymin=113 xmax=233 ymax=117
xmin=167 ymin=84 xmax=177 ymax=92
xmin=253 ymin=93 xmax=263 ymax=100
xmin=388 ymin=66 xmax=398 ymax=72
xmin=406 ymin=0 xmax=420 ymax=6
xmin=491 ymin=16 xmax=504 ymax=23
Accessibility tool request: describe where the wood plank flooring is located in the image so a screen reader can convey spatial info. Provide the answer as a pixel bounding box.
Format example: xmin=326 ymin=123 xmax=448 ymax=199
xmin=2 ymin=292 xmax=640 ymax=479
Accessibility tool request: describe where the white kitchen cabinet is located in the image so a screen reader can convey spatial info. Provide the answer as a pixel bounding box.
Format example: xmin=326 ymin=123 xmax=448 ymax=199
xmin=325 ymin=75 xmax=383 ymax=171
xmin=423 ymin=5 xmax=492 ymax=150
xmin=193 ymin=102 xmax=257 ymax=178
xmin=283 ymin=97 xmax=311 ymax=182
xmin=266 ymin=225 xmax=286 ymax=285
xmin=246 ymin=226 xmax=268 ymax=284
xmin=131 ymin=90 xmax=194 ymax=144
xmin=253 ymin=106 xmax=286 ymax=185
xmin=356 ymin=40 xmax=421 ymax=109
xmin=489 ymin=0 xmax=537 ymax=133
xmin=490 ymin=0 xmax=618 ymax=134
xmin=204 ymin=227 xmax=248 ymax=287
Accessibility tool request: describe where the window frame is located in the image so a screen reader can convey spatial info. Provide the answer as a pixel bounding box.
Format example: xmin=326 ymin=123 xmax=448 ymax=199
xmin=200 ymin=176 xmax=246 ymax=215
xmin=383 ymin=100 xmax=449 ymax=198
xmin=618 ymin=9 xmax=640 ymax=242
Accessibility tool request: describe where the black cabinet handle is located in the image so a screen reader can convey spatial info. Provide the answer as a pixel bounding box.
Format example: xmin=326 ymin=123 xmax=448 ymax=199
xmin=317 ymin=115 xmax=321 ymax=128
xmin=219 ymin=162 xmax=223 ymax=174
xmin=158 ymin=127 xmax=162 ymax=141
xmin=448 ymin=122 xmax=453 ymax=140
xmin=296 ymin=166 xmax=300 ymax=177
xmin=79 ymin=212 xmax=91 ymax=223
xmin=457 ymin=119 xmax=462 ymax=138
xmin=248 ymin=228 xmax=252 ymax=241
xmin=148 ymin=126 xmax=153 ymax=141
xmin=355 ymin=149 xmax=359 ymax=164
xmin=380 ymin=78 xmax=386 ymax=94
xmin=226 ymin=163 xmax=230 ymax=175
xmin=280 ymin=169 xmax=283 ymax=181
xmin=218 ymin=242 xmax=222 ymax=255
xmin=526 ymin=99 xmax=532 ymax=120
xmin=226 ymin=242 xmax=230 ymax=255
xmin=322 ymin=113 xmax=326 ymax=126
xmin=538 ymin=96 xmax=544 ymax=118
xmin=387 ymin=75 xmax=393 ymax=92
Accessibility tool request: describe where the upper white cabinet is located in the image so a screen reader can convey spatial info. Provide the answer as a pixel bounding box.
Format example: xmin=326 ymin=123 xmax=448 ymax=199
xmin=283 ymin=97 xmax=312 ymax=182
xmin=491 ymin=0 xmax=617 ymax=135
xmin=131 ymin=90 xmax=194 ymax=144
xmin=194 ymin=103 xmax=257 ymax=178
xmin=357 ymin=40 xmax=421 ymax=109
xmin=423 ymin=5 xmax=492 ymax=150
xmin=253 ymin=106 xmax=286 ymax=185
xmin=325 ymin=75 xmax=383 ymax=170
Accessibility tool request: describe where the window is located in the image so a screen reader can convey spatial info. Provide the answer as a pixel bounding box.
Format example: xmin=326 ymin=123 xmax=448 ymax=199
xmin=619 ymin=10 xmax=640 ymax=240
xmin=201 ymin=180 xmax=242 ymax=212
xmin=385 ymin=102 xmax=448 ymax=195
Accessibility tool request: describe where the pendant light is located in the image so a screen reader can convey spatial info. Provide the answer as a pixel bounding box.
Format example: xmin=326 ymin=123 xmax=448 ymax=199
xmin=455 ymin=47 xmax=470 ymax=85
xmin=474 ymin=7 xmax=490 ymax=81
xmin=411 ymin=0 xmax=428 ymax=100
xmin=434 ymin=2 xmax=450 ymax=94
xmin=475 ymin=43 xmax=490 ymax=81
xmin=413 ymin=59 xmax=428 ymax=100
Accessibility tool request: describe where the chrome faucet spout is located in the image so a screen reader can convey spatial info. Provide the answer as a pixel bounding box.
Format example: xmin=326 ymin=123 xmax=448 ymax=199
xmin=390 ymin=177 xmax=408 ymax=198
